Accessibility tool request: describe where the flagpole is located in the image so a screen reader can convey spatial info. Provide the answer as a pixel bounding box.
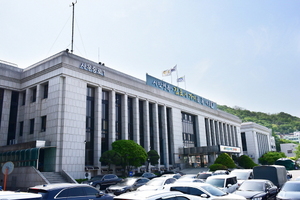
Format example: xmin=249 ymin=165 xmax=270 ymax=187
xmin=184 ymin=75 xmax=186 ymax=89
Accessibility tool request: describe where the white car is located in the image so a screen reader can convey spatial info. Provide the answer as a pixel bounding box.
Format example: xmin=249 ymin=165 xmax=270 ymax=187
xmin=136 ymin=177 xmax=176 ymax=191
xmin=229 ymin=169 xmax=253 ymax=184
xmin=205 ymin=174 xmax=239 ymax=193
xmin=113 ymin=190 xmax=204 ymax=200
xmin=0 ymin=191 xmax=42 ymax=200
xmin=164 ymin=182 xmax=246 ymax=200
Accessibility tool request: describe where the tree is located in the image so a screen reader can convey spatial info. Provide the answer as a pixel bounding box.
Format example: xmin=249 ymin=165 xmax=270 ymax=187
xmin=111 ymin=140 xmax=148 ymax=176
xmin=146 ymin=150 xmax=160 ymax=171
xmin=258 ymin=151 xmax=286 ymax=165
xmin=99 ymin=150 xmax=122 ymax=171
xmin=294 ymin=144 xmax=300 ymax=160
xmin=237 ymin=155 xmax=258 ymax=169
xmin=214 ymin=153 xmax=236 ymax=169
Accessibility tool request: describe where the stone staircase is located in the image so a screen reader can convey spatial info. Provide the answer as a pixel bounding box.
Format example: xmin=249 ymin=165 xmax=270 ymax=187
xmin=41 ymin=172 xmax=72 ymax=184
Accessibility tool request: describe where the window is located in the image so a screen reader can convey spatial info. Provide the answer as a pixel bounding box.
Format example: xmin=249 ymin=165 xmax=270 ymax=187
xmin=41 ymin=116 xmax=46 ymax=132
xmin=19 ymin=121 xmax=24 ymax=136
xmin=30 ymin=118 xmax=35 ymax=134
xmin=21 ymin=91 xmax=26 ymax=105
xmin=42 ymin=83 xmax=48 ymax=99
xmin=31 ymin=87 xmax=37 ymax=102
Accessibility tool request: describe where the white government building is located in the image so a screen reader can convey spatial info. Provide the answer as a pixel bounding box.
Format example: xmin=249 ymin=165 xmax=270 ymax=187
xmin=0 ymin=50 xmax=273 ymax=189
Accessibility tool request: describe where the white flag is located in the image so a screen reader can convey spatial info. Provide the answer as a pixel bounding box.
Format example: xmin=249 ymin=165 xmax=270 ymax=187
xmin=177 ymin=76 xmax=185 ymax=82
xmin=162 ymin=69 xmax=171 ymax=76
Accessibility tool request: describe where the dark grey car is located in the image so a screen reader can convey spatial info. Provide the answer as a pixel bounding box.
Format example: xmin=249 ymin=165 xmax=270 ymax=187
xmin=276 ymin=181 xmax=300 ymax=200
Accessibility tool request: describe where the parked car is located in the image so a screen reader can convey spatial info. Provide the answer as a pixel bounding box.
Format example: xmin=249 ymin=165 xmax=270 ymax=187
xmin=234 ymin=179 xmax=278 ymax=200
xmin=253 ymin=165 xmax=287 ymax=188
xmin=276 ymin=180 xmax=300 ymax=200
xmin=28 ymin=183 xmax=113 ymax=200
xmin=0 ymin=191 xmax=42 ymax=200
xmin=136 ymin=177 xmax=176 ymax=191
xmin=196 ymin=172 xmax=213 ymax=182
xmin=113 ymin=190 xmax=204 ymax=200
xmin=212 ymin=170 xmax=229 ymax=175
xmin=177 ymin=174 xmax=204 ymax=183
xmin=106 ymin=177 xmax=149 ymax=195
xmin=82 ymin=174 xmax=123 ymax=190
xmin=164 ymin=182 xmax=246 ymax=200
xmin=230 ymin=169 xmax=253 ymax=184
xmin=160 ymin=173 xmax=182 ymax=179
xmin=206 ymin=174 xmax=239 ymax=193
xmin=134 ymin=172 xmax=157 ymax=179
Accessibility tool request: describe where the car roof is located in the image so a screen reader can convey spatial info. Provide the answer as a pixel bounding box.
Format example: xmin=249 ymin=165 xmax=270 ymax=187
xmin=114 ymin=190 xmax=184 ymax=199
xmin=242 ymin=179 xmax=272 ymax=183
xmin=207 ymin=174 xmax=236 ymax=179
xmin=168 ymin=182 xmax=211 ymax=187
xmin=29 ymin=183 xmax=90 ymax=191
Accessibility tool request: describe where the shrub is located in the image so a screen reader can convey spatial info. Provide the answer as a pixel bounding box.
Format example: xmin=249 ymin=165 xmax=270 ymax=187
xmin=238 ymin=155 xmax=258 ymax=169
xmin=209 ymin=163 xmax=227 ymax=171
xmin=214 ymin=153 xmax=236 ymax=168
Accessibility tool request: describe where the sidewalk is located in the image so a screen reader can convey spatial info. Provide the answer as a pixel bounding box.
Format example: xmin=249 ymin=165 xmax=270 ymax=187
xmin=180 ymin=167 xmax=209 ymax=174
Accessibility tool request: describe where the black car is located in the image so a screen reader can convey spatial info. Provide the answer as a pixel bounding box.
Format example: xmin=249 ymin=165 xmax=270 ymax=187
xmin=82 ymin=174 xmax=123 ymax=190
xmin=28 ymin=183 xmax=113 ymax=200
xmin=106 ymin=177 xmax=150 ymax=195
xmin=196 ymin=172 xmax=213 ymax=182
xmin=276 ymin=180 xmax=300 ymax=200
xmin=234 ymin=179 xmax=278 ymax=200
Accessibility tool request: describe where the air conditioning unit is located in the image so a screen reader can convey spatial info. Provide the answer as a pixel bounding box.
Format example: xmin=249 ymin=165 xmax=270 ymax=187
xmin=84 ymin=172 xmax=91 ymax=180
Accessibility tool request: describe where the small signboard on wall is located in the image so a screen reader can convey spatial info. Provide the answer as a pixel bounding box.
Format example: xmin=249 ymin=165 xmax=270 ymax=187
xmin=219 ymin=145 xmax=241 ymax=153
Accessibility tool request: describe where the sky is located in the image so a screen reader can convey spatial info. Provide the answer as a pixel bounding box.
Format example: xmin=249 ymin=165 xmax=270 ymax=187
xmin=1 ymin=0 xmax=300 ymax=118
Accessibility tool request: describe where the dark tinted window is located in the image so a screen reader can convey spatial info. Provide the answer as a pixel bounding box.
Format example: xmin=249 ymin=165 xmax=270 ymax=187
xmin=67 ymin=188 xmax=85 ymax=197
xmin=84 ymin=186 xmax=99 ymax=195
xmin=171 ymin=186 xmax=189 ymax=193
xmin=57 ymin=189 xmax=69 ymax=198
xmin=190 ymin=187 xmax=205 ymax=195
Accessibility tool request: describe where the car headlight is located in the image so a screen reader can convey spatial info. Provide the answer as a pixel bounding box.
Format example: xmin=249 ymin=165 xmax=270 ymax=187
xmin=89 ymin=182 xmax=93 ymax=185
xmin=252 ymin=197 xmax=262 ymax=200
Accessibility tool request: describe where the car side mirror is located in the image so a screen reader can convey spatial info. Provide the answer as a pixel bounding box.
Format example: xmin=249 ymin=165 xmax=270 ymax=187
xmin=227 ymin=184 xmax=232 ymax=188
xmin=96 ymin=192 xmax=104 ymax=197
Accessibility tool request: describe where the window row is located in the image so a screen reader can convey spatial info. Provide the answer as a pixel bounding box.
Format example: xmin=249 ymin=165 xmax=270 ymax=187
xmin=20 ymin=82 xmax=48 ymax=105
xmin=19 ymin=116 xmax=47 ymax=136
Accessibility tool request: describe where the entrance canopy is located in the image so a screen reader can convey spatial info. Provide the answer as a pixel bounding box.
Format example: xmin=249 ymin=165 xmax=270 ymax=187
xmin=0 ymin=147 xmax=55 ymax=168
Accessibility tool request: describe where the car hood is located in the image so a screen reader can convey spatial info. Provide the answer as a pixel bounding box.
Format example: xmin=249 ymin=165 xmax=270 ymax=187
xmin=235 ymin=190 xmax=265 ymax=199
xmin=213 ymin=193 xmax=246 ymax=200
xmin=137 ymin=186 xmax=161 ymax=191
xmin=277 ymin=191 xmax=300 ymax=200
xmin=108 ymin=185 xmax=128 ymax=190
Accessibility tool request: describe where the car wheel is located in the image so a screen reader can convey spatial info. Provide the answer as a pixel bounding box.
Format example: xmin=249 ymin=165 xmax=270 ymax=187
xmin=95 ymin=184 xmax=101 ymax=190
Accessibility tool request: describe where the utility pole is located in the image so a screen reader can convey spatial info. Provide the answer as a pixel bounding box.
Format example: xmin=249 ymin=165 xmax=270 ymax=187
xmin=70 ymin=1 xmax=77 ymax=53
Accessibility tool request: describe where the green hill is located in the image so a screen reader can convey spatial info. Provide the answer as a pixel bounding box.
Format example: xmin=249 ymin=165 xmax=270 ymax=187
xmin=218 ymin=105 xmax=300 ymax=134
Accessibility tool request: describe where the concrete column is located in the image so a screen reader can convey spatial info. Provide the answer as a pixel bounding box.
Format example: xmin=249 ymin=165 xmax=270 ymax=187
xmin=0 ymin=89 xmax=11 ymax=146
xmin=152 ymin=103 xmax=159 ymax=151
xmin=133 ymin=97 xmax=139 ymax=143
xmin=143 ymin=100 xmax=150 ymax=151
xmin=94 ymin=86 xmax=102 ymax=168
xmin=162 ymin=105 xmax=169 ymax=169
xmin=122 ymin=94 xmax=128 ymax=140
xmin=109 ymin=90 xmax=116 ymax=148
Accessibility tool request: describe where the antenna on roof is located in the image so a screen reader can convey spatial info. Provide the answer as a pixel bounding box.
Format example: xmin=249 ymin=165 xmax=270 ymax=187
xmin=70 ymin=1 xmax=77 ymax=53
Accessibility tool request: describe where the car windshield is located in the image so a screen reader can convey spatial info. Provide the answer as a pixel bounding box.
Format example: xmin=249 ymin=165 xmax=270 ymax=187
xmin=90 ymin=175 xmax=104 ymax=181
xmin=238 ymin=181 xmax=264 ymax=191
xmin=197 ymin=173 xmax=211 ymax=179
xmin=201 ymin=185 xmax=227 ymax=196
xmin=230 ymin=171 xmax=249 ymax=180
xmin=282 ymin=182 xmax=300 ymax=191
xmin=146 ymin=179 xmax=165 ymax=186
xmin=206 ymin=178 xmax=224 ymax=188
